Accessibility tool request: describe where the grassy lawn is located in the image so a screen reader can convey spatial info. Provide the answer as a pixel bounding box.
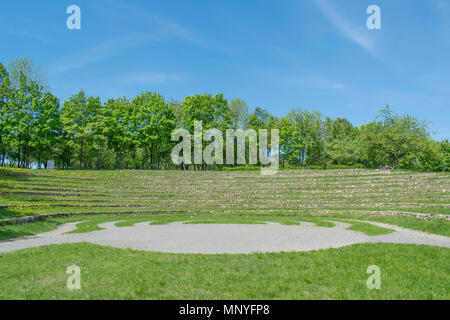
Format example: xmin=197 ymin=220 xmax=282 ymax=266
xmin=0 ymin=168 xmax=449 ymax=300
xmin=0 ymin=242 xmax=448 ymax=299
xmin=2 ymin=212 xmax=448 ymax=241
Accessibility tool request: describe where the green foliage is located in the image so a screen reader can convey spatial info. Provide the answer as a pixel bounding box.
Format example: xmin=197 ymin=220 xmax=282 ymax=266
xmin=360 ymin=106 xmax=430 ymax=169
xmin=441 ymin=141 xmax=450 ymax=171
xmin=229 ymin=98 xmax=250 ymax=129
xmin=132 ymin=92 xmax=176 ymax=169
xmin=180 ymin=93 xmax=232 ymax=131
xmin=0 ymin=242 xmax=448 ymax=299
xmin=7 ymin=57 xmax=49 ymax=91
xmin=3 ymin=61 xmax=58 ymax=169
xmin=280 ymin=108 xmax=324 ymax=166
xmin=60 ymin=90 xmax=100 ymax=169
xmin=0 ymin=59 xmax=447 ymax=172
xmin=103 ymin=97 xmax=134 ymax=169
xmin=32 ymin=92 xmax=61 ymax=167
xmin=324 ymin=118 xmax=360 ymax=166
xmin=408 ymin=139 xmax=450 ymax=172
xmin=248 ymin=107 xmax=271 ymax=130
xmin=0 ymin=63 xmax=13 ymax=166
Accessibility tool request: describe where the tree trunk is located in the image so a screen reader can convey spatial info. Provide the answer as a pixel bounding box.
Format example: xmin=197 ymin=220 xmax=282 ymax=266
xmin=18 ymin=148 xmax=22 ymax=168
xmin=97 ymin=146 xmax=101 ymax=170
xmin=79 ymin=141 xmax=84 ymax=169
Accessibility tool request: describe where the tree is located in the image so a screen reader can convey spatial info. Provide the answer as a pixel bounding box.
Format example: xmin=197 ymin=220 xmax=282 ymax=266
xmin=282 ymin=108 xmax=323 ymax=165
xmin=0 ymin=63 xmax=13 ymax=166
xmin=91 ymin=102 xmax=107 ymax=170
xmin=180 ymin=93 xmax=232 ymax=131
xmin=411 ymin=139 xmax=450 ymax=172
xmin=248 ymin=107 xmax=270 ymax=130
xmin=362 ymin=106 xmax=430 ymax=168
xmin=329 ymin=118 xmax=358 ymax=139
xmin=229 ymin=98 xmax=250 ymax=129
xmin=31 ymin=92 xmax=61 ymax=168
xmin=3 ymin=58 xmax=447 ymax=172
xmin=7 ymin=58 xmax=49 ymax=92
xmin=179 ymin=94 xmax=232 ymax=169
xmin=440 ymin=140 xmax=450 ymax=171
xmin=325 ymin=118 xmax=360 ymax=165
xmin=60 ymin=90 xmax=100 ymax=169
xmin=103 ymin=98 xmax=135 ymax=169
xmin=9 ymin=70 xmax=44 ymax=167
xmin=133 ymin=92 xmax=176 ymax=169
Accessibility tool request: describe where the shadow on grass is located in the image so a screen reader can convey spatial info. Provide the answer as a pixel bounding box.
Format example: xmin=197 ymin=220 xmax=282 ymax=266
xmin=0 ymin=207 xmax=20 ymax=219
xmin=0 ymin=216 xmax=64 ymax=241
xmin=0 ymin=228 xmax=35 ymax=240
xmin=0 ymin=168 xmax=32 ymax=182
xmin=0 ymin=206 xmax=35 ymax=240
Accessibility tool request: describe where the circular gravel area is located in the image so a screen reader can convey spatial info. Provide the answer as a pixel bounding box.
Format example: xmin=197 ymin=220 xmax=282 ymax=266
xmin=0 ymin=220 xmax=449 ymax=254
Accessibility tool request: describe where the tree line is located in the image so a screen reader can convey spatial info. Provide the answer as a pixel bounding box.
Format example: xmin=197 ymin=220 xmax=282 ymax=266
xmin=1 ymin=58 xmax=449 ymax=171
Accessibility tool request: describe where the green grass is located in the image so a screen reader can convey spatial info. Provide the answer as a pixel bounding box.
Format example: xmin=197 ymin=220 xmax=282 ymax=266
xmin=0 ymin=213 xmax=399 ymax=239
xmin=0 ymin=242 xmax=448 ymax=299
xmin=67 ymin=215 xmax=336 ymax=233
xmin=1 ymin=168 xmax=449 ymax=300
xmin=334 ymin=220 xmax=395 ymax=236
xmin=68 ymin=214 xmax=394 ymax=235
xmin=0 ymin=216 xmax=74 ymax=240
xmin=2 ymin=211 xmax=449 ymax=241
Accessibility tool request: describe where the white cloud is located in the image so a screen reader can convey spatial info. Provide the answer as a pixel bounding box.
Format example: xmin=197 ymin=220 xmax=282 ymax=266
xmin=104 ymin=0 xmax=206 ymax=46
xmin=315 ymin=0 xmax=376 ymax=56
xmin=50 ymin=0 xmax=206 ymax=74
xmin=3 ymin=30 xmax=48 ymax=43
xmin=49 ymin=32 xmax=158 ymax=73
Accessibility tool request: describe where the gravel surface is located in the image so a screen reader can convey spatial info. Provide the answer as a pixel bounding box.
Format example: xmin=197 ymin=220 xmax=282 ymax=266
xmin=0 ymin=221 xmax=449 ymax=254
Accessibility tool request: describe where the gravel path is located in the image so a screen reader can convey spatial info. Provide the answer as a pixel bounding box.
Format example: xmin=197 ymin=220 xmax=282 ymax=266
xmin=0 ymin=221 xmax=449 ymax=254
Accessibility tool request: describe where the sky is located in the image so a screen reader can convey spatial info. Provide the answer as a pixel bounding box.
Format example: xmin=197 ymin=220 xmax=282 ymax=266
xmin=1 ymin=0 xmax=449 ymax=139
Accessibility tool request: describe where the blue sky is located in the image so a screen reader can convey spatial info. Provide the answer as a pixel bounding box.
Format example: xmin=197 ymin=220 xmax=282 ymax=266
xmin=1 ymin=0 xmax=449 ymax=139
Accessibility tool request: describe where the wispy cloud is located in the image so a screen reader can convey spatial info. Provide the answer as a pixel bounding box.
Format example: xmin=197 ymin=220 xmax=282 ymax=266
xmin=2 ymin=30 xmax=48 ymax=43
xmin=314 ymin=0 xmax=376 ymax=56
xmin=50 ymin=0 xmax=207 ymax=74
xmin=103 ymin=0 xmax=207 ymax=46
xmin=122 ymin=72 xmax=182 ymax=85
xmin=49 ymin=32 xmax=158 ymax=73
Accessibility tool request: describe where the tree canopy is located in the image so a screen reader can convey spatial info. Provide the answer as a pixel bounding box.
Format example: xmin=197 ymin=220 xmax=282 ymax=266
xmin=0 ymin=59 xmax=448 ymax=172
